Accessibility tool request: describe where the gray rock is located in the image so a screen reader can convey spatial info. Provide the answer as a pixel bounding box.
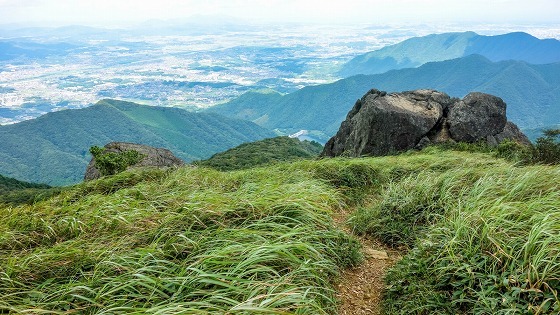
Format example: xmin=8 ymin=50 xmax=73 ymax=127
xmin=494 ymin=121 xmax=532 ymax=146
xmin=84 ymin=142 xmax=184 ymax=181
xmin=487 ymin=135 xmax=499 ymax=147
xmin=415 ymin=136 xmax=432 ymax=150
xmin=322 ymin=89 xmax=530 ymax=157
xmin=448 ymin=92 xmax=507 ymax=142
xmin=323 ymin=90 xmax=447 ymax=157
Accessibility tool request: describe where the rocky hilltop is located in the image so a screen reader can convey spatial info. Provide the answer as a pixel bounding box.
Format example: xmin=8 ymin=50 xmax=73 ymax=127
xmin=84 ymin=142 xmax=184 ymax=181
xmin=322 ymin=89 xmax=530 ymax=157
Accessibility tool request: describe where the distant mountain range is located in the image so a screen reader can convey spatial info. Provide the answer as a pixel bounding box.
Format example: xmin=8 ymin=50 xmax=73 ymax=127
xmin=0 ymin=40 xmax=76 ymax=60
xmin=209 ymin=55 xmax=560 ymax=142
xmin=0 ymin=99 xmax=274 ymax=185
xmin=339 ymin=32 xmax=560 ymax=77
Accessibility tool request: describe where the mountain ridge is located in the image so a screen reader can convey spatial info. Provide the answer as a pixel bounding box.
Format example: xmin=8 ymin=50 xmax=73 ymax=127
xmin=0 ymin=99 xmax=274 ymax=185
xmin=209 ymin=55 xmax=560 ymax=142
xmin=339 ymin=31 xmax=560 ymax=77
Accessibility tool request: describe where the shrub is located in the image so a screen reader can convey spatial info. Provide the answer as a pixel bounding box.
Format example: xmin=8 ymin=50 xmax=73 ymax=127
xmin=89 ymin=146 xmax=144 ymax=176
xmin=533 ymin=129 xmax=560 ymax=164
xmin=495 ymin=140 xmax=533 ymax=164
xmin=430 ymin=129 xmax=560 ymax=166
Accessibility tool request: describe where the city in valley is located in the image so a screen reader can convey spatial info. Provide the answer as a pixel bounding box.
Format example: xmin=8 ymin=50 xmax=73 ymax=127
xmin=2 ymin=20 xmax=558 ymax=125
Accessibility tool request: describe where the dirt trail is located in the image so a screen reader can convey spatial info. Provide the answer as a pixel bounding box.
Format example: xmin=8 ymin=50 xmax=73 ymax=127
xmin=334 ymin=212 xmax=402 ymax=315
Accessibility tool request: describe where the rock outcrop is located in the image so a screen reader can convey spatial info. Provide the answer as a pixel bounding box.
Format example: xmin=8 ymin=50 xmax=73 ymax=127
xmin=84 ymin=142 xmax=184 ymax=181
xmin=322 ymin=89 xmax=530 ymax=157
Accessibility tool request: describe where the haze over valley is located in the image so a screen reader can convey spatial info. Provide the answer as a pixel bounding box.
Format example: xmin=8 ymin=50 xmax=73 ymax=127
xmin=1 ymin=21 xmax=559 ymax=125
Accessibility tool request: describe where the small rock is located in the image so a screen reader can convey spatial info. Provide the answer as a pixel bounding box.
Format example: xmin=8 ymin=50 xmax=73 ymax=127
xmin=364 ymin=248 xmax=389 ymax=260
xmin=84 ymin=142 xmax=184 ymax=181
xmin=415 ymin=136 xmax=431 ymax=150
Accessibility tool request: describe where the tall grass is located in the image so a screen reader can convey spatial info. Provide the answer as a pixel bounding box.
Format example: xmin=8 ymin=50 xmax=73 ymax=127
xmin=1 ymin=148 xmax=558 ymax=314
xmin=349 ymin=148 xmax=560 ymax=314
xmin=0 ymin=166 xmax=361 ymax=314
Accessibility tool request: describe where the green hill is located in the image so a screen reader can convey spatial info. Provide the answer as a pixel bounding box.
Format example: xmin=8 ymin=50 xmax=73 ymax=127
xmin=209 ymin=55 xmax=560 ymax=142
xmin=196 ymin=136 xmax=323 ymax=171
xmin=340 ymin=31 xmax=560 ymax=77
xmin=0 ymin=148 xmax=557 ymax=313
xmin=0 ymin=174 xmax=50 ymax=193
xmin=0 ymin=174 xmax=63 ymax=206
xmin=0 ymin=99 xmax=275 ymax=185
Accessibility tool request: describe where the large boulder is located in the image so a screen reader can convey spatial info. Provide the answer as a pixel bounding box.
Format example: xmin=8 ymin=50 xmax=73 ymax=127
xmin=84 ymin=142 xmax=184 ymax=181
xmin=448 ymin=92 xmax=507 ymax=142
xmin=322 ymin=89 xmax=530 ymax=157
xmin=323 ymin=89 xmax=449 ymax=157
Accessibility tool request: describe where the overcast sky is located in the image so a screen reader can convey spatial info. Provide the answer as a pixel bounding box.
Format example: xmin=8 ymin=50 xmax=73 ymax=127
xmin=0 ymin=0 xmax=558 ymax=27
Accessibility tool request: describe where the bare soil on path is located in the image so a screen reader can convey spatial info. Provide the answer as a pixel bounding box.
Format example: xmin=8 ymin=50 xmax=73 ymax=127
xmin=334 ymin=211 xmax=402 ymax=315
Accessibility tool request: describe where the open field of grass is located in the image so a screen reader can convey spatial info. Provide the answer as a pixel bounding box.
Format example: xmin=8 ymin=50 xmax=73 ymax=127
xmin=0 ymin=148 xmax=558 ymax=314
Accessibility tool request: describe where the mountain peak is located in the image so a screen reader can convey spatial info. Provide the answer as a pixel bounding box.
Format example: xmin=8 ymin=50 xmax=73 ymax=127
xmin=0 ymin=100 xmax=274 ymax=185
xmin=340 ymin=31 xmax=560 ymax=77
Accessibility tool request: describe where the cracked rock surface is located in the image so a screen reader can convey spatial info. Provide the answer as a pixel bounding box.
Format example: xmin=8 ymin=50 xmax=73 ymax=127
xmin=322 ymin=89 xmax=530 ymax=157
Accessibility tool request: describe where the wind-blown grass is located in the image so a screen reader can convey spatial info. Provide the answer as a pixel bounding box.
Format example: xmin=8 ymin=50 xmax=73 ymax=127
xmin=1 ymin=147 xmax=558 ymax=314
xmin=349 ymin=147 xmax=560 ymax=314
xmin=0 ymin=166 xmax=361 ymax=314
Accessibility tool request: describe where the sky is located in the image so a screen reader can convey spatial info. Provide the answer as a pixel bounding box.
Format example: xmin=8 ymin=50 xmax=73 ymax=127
xmin=0 ymin=0 xmax=558 ymax=27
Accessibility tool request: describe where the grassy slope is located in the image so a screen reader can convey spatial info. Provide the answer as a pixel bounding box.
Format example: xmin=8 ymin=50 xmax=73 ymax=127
xmin=0 ymin=174 xmax=61 ymax=206
xmin=0 ymin=164 xmax=363 ymax=314
xmin=0 ymin=99 xmax=274 ymax=185
xmin=196 ymin=136 xmax=323 ymax=171
xmin=0 ymin=149 xmax=558 ymax=314
xmin=348 ymin=148 xmax=560 ymax=314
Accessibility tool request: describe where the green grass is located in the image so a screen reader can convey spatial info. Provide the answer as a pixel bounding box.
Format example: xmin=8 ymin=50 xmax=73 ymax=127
xmin=0 ymin=148 xmax=558 ymax=314
xmin=348 ymin=147 xmax=560 ymax=314
xmin=195 ymin=137 xmax=323 ymax=171
xmin=0 ymin=161 xmax=362 ymax=314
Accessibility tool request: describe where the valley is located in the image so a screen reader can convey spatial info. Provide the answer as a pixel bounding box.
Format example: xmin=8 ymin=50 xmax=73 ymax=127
xmin=0 ymin=24 xmax=408 ymax=124
xmin=1 ymin=23 xmax=558 ymax=125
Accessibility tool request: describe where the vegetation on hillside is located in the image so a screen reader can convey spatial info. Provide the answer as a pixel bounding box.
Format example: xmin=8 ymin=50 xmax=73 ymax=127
xmin=532 ymin=129 xmax=560 ymax=164
xmin=0 ymin=99 xmax=274 ymax=185
xmin=209 ymin=55 xmax=560 ymax=140
xmin=0 ymin=174 xmax=50 ymax=193
xmin=0 ymin=174 xmax=61 ymax=206
xmin=195 ymin=136 xmax=323 ymax=171
xmin=89 ymin=146 xmax=144 ymax=176
xmin=0 ymin=145 xmax=558 ymax=314
xmin=433 ymin=129 xmax=560 ymax=166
